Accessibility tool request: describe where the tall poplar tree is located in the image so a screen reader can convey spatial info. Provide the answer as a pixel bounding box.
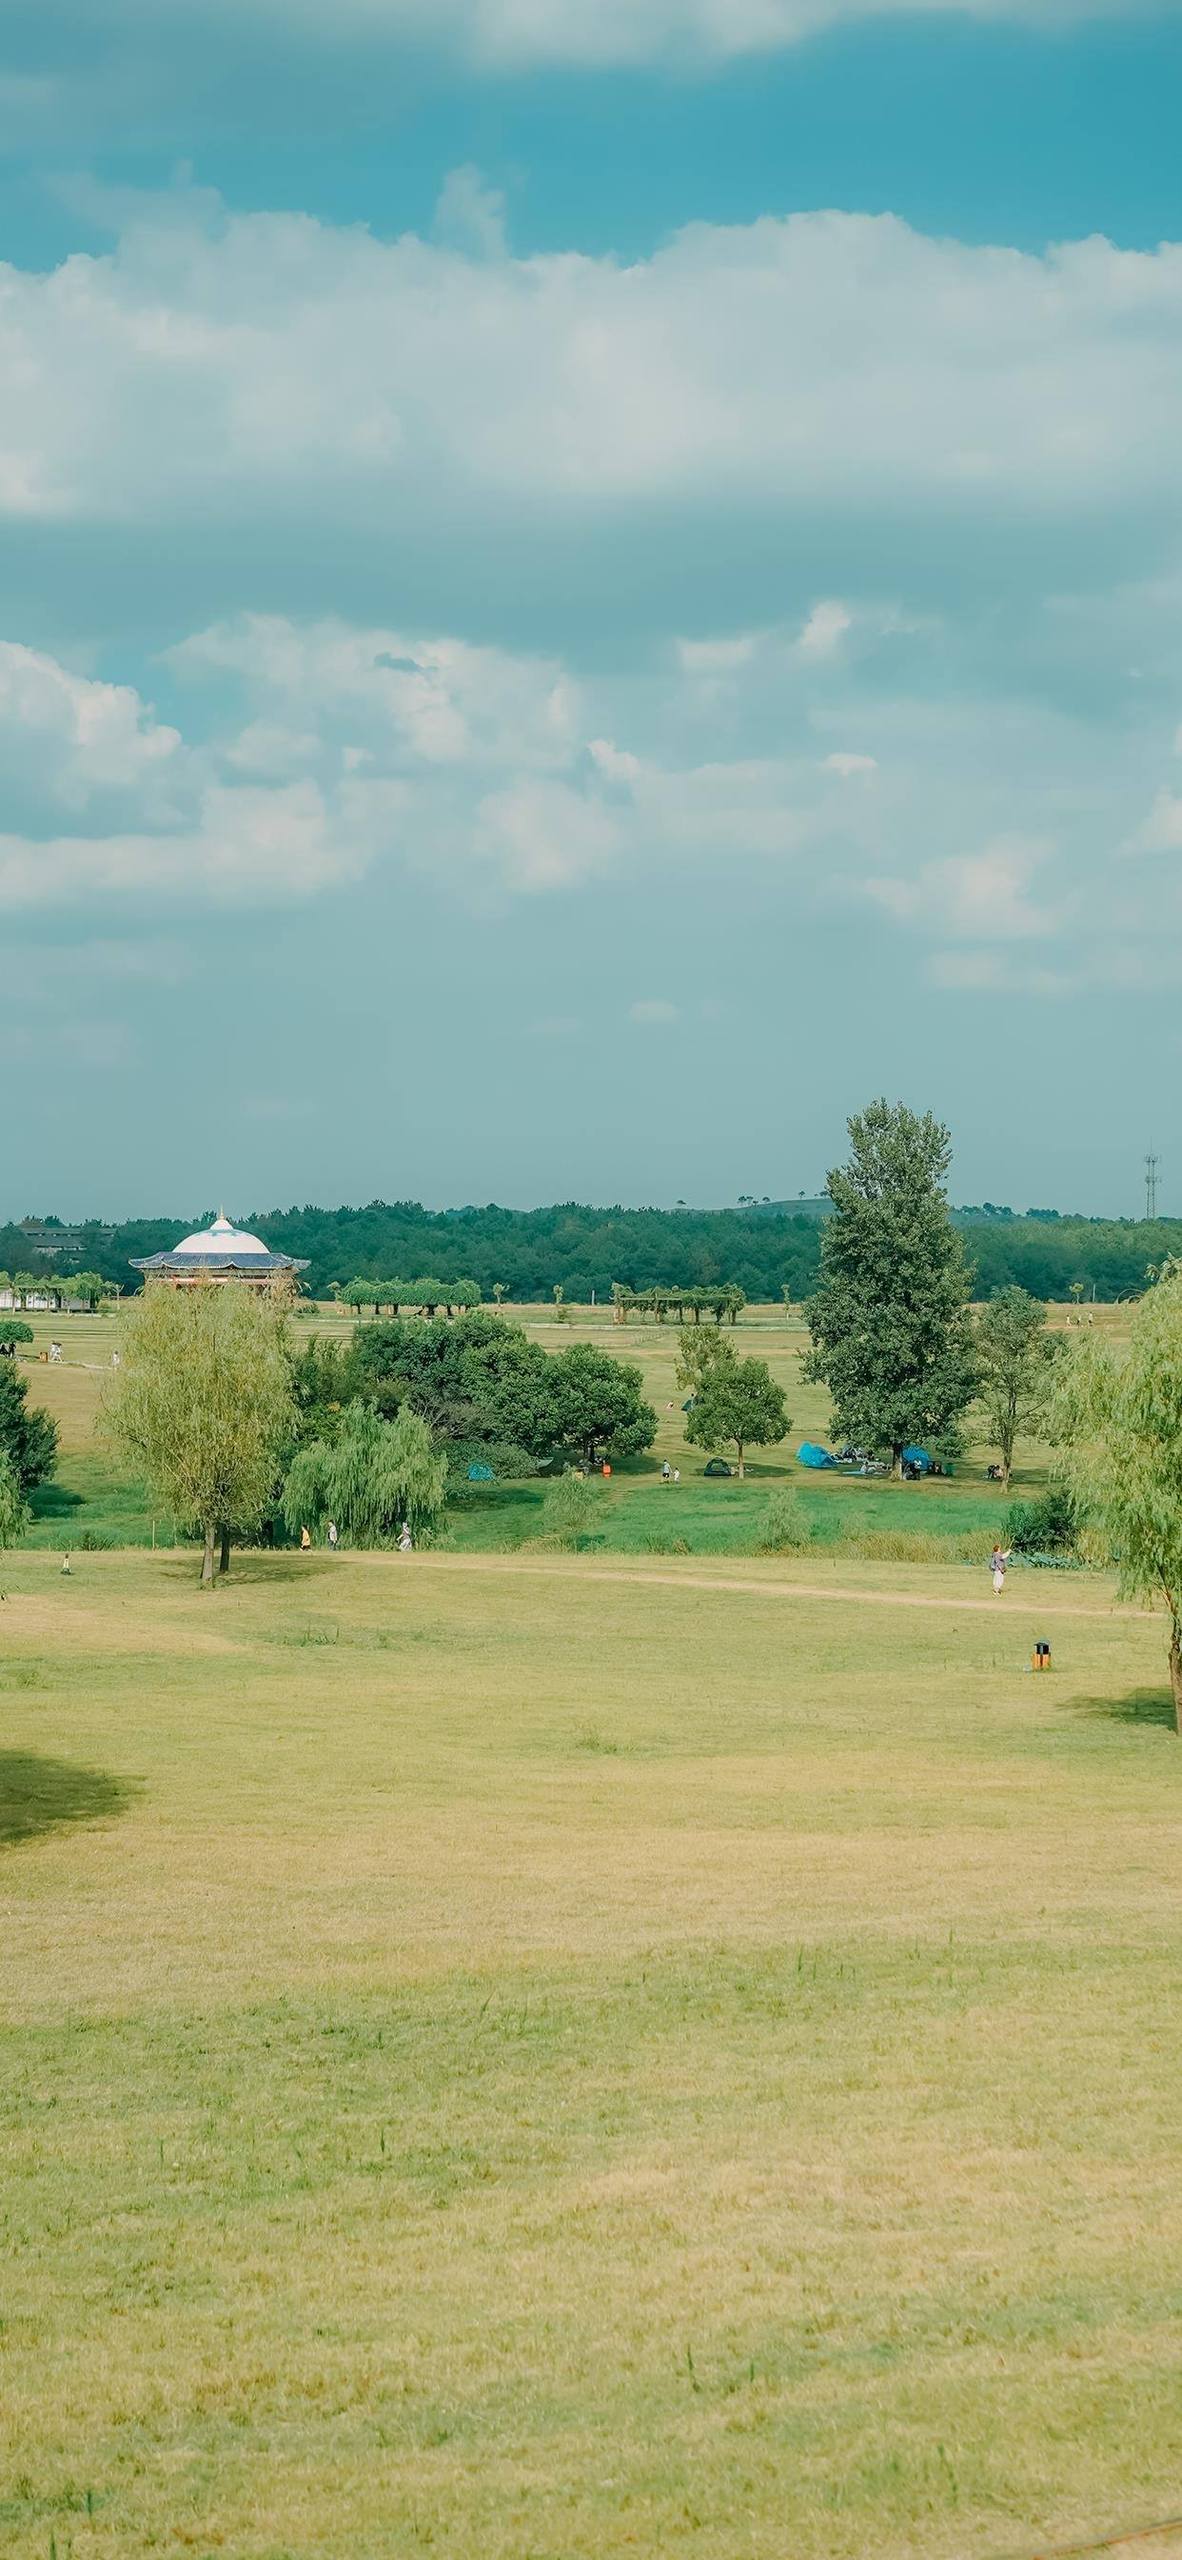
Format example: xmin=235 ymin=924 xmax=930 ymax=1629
xmin=804 ymin=1099 xmax=978 ymax=1476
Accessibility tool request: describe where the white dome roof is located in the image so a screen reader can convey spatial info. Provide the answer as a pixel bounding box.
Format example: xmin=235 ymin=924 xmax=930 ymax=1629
xmin=173 ymin=1213 xmax=270 ymax=1259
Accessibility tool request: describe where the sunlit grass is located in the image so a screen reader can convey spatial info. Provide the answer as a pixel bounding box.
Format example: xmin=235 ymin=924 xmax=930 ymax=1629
xmin=1 ymin=1543 xmax=1179 ymax=2558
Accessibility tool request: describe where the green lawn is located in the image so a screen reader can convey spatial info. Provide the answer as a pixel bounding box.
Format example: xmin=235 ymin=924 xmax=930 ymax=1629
xmin=2 ymin=1543 xmax=1180 ymax=2559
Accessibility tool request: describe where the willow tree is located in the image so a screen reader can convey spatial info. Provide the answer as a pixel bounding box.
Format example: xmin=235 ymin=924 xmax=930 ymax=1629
xmin=1052 ymin=1262 xmax=1182 ymax=1732
xmin=282 ymin=1400 xmax=446 ymax=1547
xmin=107 ymin=1283 xmax=294 ymax=1584
xmin=0 ymin=1449 xmax=29 ymax=1547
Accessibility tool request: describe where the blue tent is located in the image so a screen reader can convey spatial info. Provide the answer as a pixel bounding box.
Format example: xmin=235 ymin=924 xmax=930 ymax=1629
xmin=467 ymin=1462 xmax=495 ymax=1483
xmin=901 ymin=1444 xmax=931 ymax=1473
xmin=797 ymin=1442 xmax=834 ymax=1469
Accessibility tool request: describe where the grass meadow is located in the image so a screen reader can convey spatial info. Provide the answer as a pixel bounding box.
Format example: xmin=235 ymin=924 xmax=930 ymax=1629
xmin=2 ymin=1542 xmax=1180 ymax=2559
xmin=6 ymin=1301 xmax=1180 ymax=2559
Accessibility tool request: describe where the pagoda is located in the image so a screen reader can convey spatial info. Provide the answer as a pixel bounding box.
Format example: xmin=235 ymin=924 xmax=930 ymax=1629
xmin=131 ymin=1211 xmax=308 ymax=1293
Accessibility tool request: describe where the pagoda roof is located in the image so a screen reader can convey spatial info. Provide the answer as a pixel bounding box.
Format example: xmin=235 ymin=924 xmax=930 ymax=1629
xmin=131 ymin=1210 xmax=307 ymax=1275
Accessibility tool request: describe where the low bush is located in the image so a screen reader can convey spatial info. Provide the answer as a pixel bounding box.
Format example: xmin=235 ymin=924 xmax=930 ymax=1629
xmin=757 ymin=1489 xmax=813 ymax=1554
xmin=1004 ymin=1487 xmax=1077 ymax=1555
xmin=541 ymin=1471 xmax=603 ymax=1552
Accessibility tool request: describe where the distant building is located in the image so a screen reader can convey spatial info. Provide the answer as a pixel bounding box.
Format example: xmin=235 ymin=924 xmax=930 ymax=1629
xmin=131 ymin=1211 xmax=308 ymax=1293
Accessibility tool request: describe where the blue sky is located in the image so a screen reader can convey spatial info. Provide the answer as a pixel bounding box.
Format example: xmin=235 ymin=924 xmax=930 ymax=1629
xmin=2 ymin=0 xmax=1181 ymax=1219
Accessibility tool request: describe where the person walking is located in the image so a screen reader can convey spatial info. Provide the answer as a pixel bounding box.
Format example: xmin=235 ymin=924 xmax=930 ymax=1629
xmin=300 ymin=1525 xmax=312 ymax=1553
xmin=990 ymin=1543 xmax=1012 ymax=1596
xmin=327 ymin=1520 xmax=339 ymax=1552
xmin=397 ymin=1520 xmax=413 ymax=1552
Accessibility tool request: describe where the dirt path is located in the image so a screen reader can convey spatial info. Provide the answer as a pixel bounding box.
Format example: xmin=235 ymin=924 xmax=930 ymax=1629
xmin=410 ymin=1550 xmax=1146 ymax=1624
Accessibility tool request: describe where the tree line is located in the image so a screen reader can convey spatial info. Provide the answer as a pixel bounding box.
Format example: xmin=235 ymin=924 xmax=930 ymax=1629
xmin=4 ymin=1201 xmax=1179 ymax=1305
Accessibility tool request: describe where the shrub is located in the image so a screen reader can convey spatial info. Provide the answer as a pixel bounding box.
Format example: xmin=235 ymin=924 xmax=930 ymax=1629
xmin=757 ymin=1488 xmax=813 ymax=1554
xmin=1004 ymin=1487 xmax=1077 ymax=1555
xmin=541 ymin=1471 xmax=603 ymax=1551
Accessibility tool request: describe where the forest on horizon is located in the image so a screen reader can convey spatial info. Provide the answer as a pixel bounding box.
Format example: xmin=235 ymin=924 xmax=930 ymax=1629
xmin=1 ymin=1198 xmax=1177 ymax=1306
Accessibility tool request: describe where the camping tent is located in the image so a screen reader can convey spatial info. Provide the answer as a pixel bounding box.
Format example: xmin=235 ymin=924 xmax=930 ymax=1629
xmin=467 ymin=1462 xmax=495 ymax=1482
xmin=901 ymin=1445 xmax=930 ymax=1474
xmin=797 ymin=1443 xmax=834 ymax=1469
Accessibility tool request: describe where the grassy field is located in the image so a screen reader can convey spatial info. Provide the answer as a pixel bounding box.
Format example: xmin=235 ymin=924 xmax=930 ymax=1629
xmin=2 ymin=1540 xmax=1180 ymax=2559
xmin=17 ymin=1302 xmax=1091 ymax=1563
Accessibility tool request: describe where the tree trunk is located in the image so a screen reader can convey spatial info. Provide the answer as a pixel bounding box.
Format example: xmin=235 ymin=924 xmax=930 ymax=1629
xmin=736 ymin=1444 xmax=745 ymax=1479
xmin=219 ymin=1525 xmax=231 ymax=1577
xmin=891 ymin=1446 xmax=903 ymax=1480
xmin=201 ymin=1519 xmax=216 ymax=1586
xmin=1170 ymin=1623 xmax=1182 ymax=1738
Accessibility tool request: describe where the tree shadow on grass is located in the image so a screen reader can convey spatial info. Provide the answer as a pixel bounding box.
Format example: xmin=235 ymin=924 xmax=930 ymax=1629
xmin=1068 ymin=1687 xmax=1178 ymax=1732
xmin=0 ymin=1752 xmax=135 ymax=1850
xmin=28 ymin=1483 xmax=84 ymax=1520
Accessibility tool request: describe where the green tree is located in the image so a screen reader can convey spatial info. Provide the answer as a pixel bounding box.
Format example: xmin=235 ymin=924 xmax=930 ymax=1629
xmin=805 ymin=1099 xmax=978 ymax=1477
xmin=1052 ymin=1262 xmax=1182 ymax=1731
xmin=675 ymin=1326 xmax=733 ymax=1396
xmin=282 ymin=1400 xmax=446 ymax=1546
xmin=548 ymin=1342 xmax=657 ymax=1469
xmin=0 ymin=1319 xmax=34 ymax=1356
xmin=351 ymin=1309 xmax=558 ymax=1458
xmin=0 ymin=1448 xmax=29 ymax=1545
xmin=975 ymin=1288 xmax=1054 ymax=1487
xmin=107 ymin=1283 xmax=294 ymax=1584
xmin=682 ymin=1344 xmax=789 ymax=1477
xmin=70 ymin=1271 xmax=107 ymax=1311
xmin=0 ymin=1360 xmax=57 ymax=1492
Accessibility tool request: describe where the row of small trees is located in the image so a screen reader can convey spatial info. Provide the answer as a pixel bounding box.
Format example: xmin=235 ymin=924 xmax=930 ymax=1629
xmin=335 ymin=1277 xmax=483 ymax=1316
xmin=0 ymin=1269 xmax=113 ymax=1310
xmin=611 ymin=1283 xmax=747 ymax=1326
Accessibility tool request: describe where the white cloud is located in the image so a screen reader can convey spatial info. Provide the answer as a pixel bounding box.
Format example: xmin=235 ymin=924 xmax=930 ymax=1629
xmin=629 ymin=998 xmax=680 ymax=1024
xmin=927 ymin=950 xmax=1076 ymax=997
xmin=867 ymin=837 xmax=1058 ymax=941
xmin=433 ymin=164 xmax=508 ymax=260
xmin=823 ymin=751 xmax=878 ymax=776
xmin=5 ymin=202 xmax=1182 ymax=564
xmin=1127 ymin=789 xmax=1182 ymax=856
xmin=79 ymin=0 xmax=1159 ymax=75
xmin=0 ymin=781 xmax=375 ymax=910
xmin=676 ymin=635 xmax=760 ymax=677
xmin=798 ymin=600 xmax=852 ymax=659
xmin=0 ymin=642 xmax=182 ymax=816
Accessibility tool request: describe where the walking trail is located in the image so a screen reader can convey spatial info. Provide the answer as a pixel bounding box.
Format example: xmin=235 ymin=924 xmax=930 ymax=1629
xmin=410 ymin=1550 xmax=1146 ymax=1625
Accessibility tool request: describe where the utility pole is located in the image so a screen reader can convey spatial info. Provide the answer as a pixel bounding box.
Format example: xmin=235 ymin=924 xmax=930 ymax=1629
xmin=1144 ymin=1152 xmax=1161 ymax=1220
